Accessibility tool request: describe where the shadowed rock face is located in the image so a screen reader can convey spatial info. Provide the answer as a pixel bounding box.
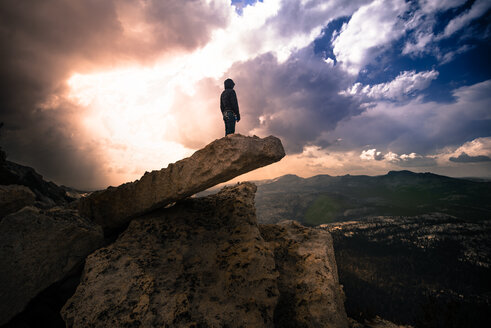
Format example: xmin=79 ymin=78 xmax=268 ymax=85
xmin=62 ymin=183 xmax=280 ymax=328
xmin=0 ymin=185 xmax=35 ymax=218
xmin=79 ymin=134 xmax=285 ymax=234
xmin=62 ymin=183 xmax=349 ymax=328
xmin=0 ymin=207 xmax=104 ymax=325
xmin=0 ymin=161 xmax=72 ymax=205
xmin=260 ymin=221 xmax=349 ymax=328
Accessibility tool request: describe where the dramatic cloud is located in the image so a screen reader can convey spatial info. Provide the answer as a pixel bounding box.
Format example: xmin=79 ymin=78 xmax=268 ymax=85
xmin=449 ymin=152 xmax=491 ymax=163
xmin=1 ymin=0 xmax=489 ymax=188
xmin=0 ymin=0 xmax=230 ymax=188
xmin=392 ymin=0 xmax=491 ymax=64
xmin=360 ymin=148 xmax=437 ymax=167
xmin=360 ymin=149 xmax=384 ymax=161
xmin=332 ymin=0 xmax=408 ymax=75
xmin=441 ymin=0 xmax=491 ymax=38
xmin=328 ymin=79 xmax=491 ymax=155
xmin=169 ymin=49 xmax=362 ymax=153
xmin=341 ymin=70 xmax=439 ymax=100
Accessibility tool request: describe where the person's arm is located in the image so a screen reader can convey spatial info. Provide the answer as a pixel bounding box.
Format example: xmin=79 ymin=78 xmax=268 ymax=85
xmin=220 ymin=92 xmax=225 ymax=113
xmin=232 ymin=90 xmax=240 ymax=121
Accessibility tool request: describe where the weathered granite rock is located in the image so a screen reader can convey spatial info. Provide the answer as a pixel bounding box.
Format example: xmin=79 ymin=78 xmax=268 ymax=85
xmin=62 ymin=183 xmax=279 ymax=328
xmin=0 ymin=160 xmax=72 ymax=205
xmin=260 ymin=220 xmax=349 ymax=328
xmin=0 ymin=207 xmax=104 ymax=325
xmin=78 ymin=134 xmax=285 ymax=234
xmin=0 ymin=184 xmax=36 ymax=218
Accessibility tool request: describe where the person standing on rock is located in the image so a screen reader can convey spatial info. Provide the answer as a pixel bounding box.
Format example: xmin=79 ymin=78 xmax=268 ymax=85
xmin=220 ymin=78 xmax=240 ymax=136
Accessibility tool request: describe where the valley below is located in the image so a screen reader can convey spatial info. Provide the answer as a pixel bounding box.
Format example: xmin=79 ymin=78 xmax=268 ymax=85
xmin=324 ymin=214 xmax=491 ymax=327
xmin=253 ymin=172 xmax=491 ymax=327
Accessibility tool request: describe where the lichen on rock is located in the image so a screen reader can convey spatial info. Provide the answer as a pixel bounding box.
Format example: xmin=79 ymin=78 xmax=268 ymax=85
xmin=78 ymin=134 xmax=285 ymax=235
xmin=260 ymin=220 xmax=349 ymax=328
xmin=62 ymin=183 xmax=280 ymax=328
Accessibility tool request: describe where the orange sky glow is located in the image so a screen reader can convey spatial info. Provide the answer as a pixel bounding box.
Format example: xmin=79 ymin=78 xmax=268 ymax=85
xmin=2 ymin=0 xmax=489 ymax=190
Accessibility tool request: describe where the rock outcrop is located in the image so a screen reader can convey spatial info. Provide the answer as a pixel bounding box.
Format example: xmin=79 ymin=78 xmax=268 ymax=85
xmin=62 ymin=183 xmax=349 ymax=328
xmin=0 ymin=184 xmax=36 ymax=218
xmin=260 ymin=221 xmax=349 ymax=328
xmin=1 ymin=135 xmax=354 ymax=328
xmin=0 ymin=160 xmax=72 ymax=205
xmin=0 ymin=207 xmax=104 ymax=325
xmin=62 ymin=183 xmax=280 ymax=327
xmin=78 ymin=134 xmax=285 ymax=234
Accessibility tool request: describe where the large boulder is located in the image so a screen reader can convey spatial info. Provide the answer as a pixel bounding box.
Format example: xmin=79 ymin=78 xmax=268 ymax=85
xmin=0 ymin=184 xmax=36 ymax=218
xmin=0 ymin=160 xmax=72 ymax=205
xmin=0 ymin=207 xmax=104 ymax=325
xmin=62 ymin=183 xmax=280 ymax=328
xmin=78 ymin=134 xmax=285 ymax=234
xmin=260 ymin=221 xmax=349 ymax=328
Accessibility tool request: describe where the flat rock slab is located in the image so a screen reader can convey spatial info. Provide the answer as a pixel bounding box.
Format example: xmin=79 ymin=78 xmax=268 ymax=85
xmin=79 ymin=134 xmax=285 ymax=234
xmin=0 ymin=207 xmax=104 ymax=325
xmin=260 ymin=221 xmax=349 ymax=328
xmin=62 ymin=183 xmax=279 ymax=328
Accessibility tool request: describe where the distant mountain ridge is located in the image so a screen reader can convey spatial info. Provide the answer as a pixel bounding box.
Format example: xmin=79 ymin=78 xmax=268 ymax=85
xmin=254 ymin=171 xmax=491 ymax=225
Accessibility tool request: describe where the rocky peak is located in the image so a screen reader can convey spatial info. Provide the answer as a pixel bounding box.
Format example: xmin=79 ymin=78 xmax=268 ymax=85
xmin=2 ymin=135 xmax=355 ymax=328
xmin=62 ymin=183 xmax=349 ymax=328
xmin=0 ymin=160 xmax=73 ymax=205
xmin=79 ymin=134 xmax=285 ymax=235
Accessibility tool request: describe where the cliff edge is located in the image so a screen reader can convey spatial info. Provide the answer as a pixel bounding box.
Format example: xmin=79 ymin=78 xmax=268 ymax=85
xmin=79 ymin=134 xmax=285 ymax=234
xmin=62 ymin=183 xmax=349 ymax=328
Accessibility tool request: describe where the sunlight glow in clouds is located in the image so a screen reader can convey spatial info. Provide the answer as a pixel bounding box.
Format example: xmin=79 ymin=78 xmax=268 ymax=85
xmin=68 ymin=68 xmax=192 ymax=183
xmin=3 ymin=0 xmax=489 ymax=189
xmin=66 ymin=1 xmax=283 ymax=183
xmin=65 ymin=0 xmax=342 ymax=184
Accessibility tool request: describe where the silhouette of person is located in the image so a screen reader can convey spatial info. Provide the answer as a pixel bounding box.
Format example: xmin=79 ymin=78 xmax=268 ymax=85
xmin=220 ymin=78 xmax=240 ymax=136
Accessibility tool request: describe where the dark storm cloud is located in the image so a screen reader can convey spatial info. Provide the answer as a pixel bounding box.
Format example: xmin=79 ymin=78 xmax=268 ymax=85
xmin=0 ymin=0 xmax=228 ymax=188
xmin=222 ymin=49 xmax=362 ymax=153
xmin=449 ymin=152 xmax=491 ymax=163
xmin=395 ymin=156 xmax=437 ymax=167
xmin=169 ymin=47 xmax=363 ymax=154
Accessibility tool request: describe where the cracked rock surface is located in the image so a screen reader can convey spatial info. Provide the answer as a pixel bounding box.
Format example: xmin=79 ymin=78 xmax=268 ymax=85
xmin=79 ymin=134 xmax=285 ymax=234
xmin=0 ymin=207 xmax=104 ymax=325
xmin=260 ymin=221 xmax=349 ymax=328
xmin=63 ymin=183 xmax=279 ymax=328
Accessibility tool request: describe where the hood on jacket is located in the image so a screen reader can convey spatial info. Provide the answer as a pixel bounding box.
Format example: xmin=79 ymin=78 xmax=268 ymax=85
xmin=224 ymin=78 xmax=235 ymax=89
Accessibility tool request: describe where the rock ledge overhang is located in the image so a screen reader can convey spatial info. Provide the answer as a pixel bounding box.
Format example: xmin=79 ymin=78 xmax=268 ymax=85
xmin=78 ymin=134 xmax=285 ymax=233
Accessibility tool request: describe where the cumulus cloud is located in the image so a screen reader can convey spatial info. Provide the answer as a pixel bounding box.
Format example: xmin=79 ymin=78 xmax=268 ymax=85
xmin=0 ymin=0 xmax=230 ymax=188
xmin=402 ymin=32 xmax=435 ymax=56
xmin=341 ymin=70 xmax=439 ymax=100
xmin=360 ymin=149 xmax=384 ymax=160
xmin=444 ymin=137 xmax=491 ymax=163
xmin=325 ymin=79 xmax=491 ymax=155
xmin=236 ymin=136 xmax=490 ymax=183
xmin=360 ymin=148 xmax=437 ymax=167
xmin=396 ymin=153 xmax=437 ymax=167
xmin=401 ymin=0 xmax=489 ymax=61
xmin=2 ymin=0 xmax=490 ymax=188
xmin=449 ymin=152 xmax=491 ymax=163
xmin=419 ymin=0 xmax=463 ymax=14
xmin=441 ymin=0 xmax=491 ymax=38
xmin=332 ymin=0 xmax=408 ymax=75
xmin=168 ymin=49 xmax=361 ymax=153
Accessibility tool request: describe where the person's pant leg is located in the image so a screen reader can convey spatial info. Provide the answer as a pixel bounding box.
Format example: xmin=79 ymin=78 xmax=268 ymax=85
xmin=224 ymin=111 xmax=236 ymax=135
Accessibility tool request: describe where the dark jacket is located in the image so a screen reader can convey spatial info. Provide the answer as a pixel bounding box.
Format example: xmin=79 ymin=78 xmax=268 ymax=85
xmin=220 ymin=79 xmax=240 ymax=120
